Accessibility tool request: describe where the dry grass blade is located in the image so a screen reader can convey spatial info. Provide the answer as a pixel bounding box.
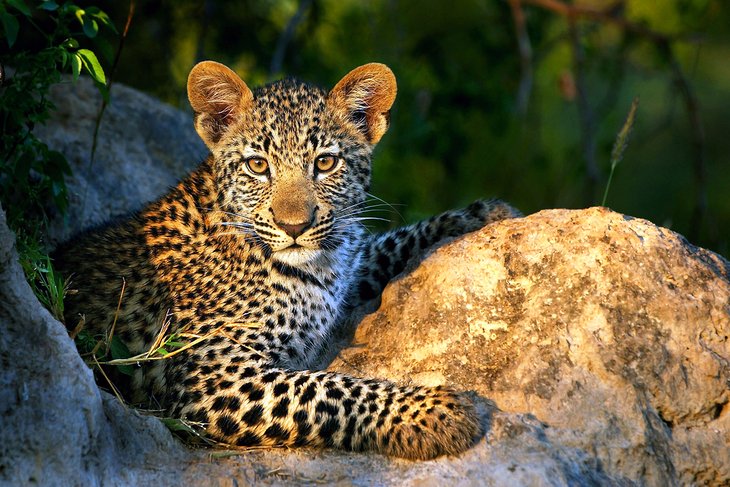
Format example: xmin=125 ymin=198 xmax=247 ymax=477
xmin=104 ymin=277 xmax=127 ymax=357
xmin=143 ymin=310 xmax=173 ymax=359
xmin=92 ymin=355 xmax=126 ymax=405
xmin=101 ymin=321 xmax=262 ymax=366
xmin=68 ymin=314 xmax=86 ymax=340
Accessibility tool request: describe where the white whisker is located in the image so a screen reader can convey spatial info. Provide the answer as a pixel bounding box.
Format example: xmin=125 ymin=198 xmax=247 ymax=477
xmin=217 ymin=221 xmax=255 ymax=228
xmin=365 ymin=192 xmax=406 ymax=222
xmin=338 ymin=216 xmax=392 ymax=224
xmin=198 ymin=206 xmax=254 ymax=222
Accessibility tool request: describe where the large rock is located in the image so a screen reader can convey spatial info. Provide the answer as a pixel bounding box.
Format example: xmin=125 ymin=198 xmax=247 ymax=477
xmin=1 ymin=77 xmax=200 ymax=486
xmin=331 ymin=207 xmax=730 ymax=485
xmin=1 ymin=77 xmax=727 ymax=485
xmin=0 ymin=206 xmax=191 ymax=486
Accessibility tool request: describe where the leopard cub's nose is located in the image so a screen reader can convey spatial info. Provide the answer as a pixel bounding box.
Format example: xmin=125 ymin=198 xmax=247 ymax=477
xmin=276 ymin=219 xmax=312 ymax=238
xmin=271 ymin=203 xmax=317 ymax=239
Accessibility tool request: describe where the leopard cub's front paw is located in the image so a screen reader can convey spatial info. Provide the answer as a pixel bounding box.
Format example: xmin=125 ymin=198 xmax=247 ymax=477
xmin=379 ymin=386 xmax=482 ymax=460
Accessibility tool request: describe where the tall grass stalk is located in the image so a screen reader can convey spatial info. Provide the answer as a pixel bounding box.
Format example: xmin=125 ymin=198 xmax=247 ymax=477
xmin=602 ymin=97 xmax=639 ymax=207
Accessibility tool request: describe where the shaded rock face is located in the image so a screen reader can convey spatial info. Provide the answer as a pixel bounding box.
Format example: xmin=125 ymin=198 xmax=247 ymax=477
xmin=331 ymin=207 xmax=730 ymax=485
xmin=1 ymin=78 xmax=197 ymax=486
xmin=33 ymin=77 xmax=207 ymax=245
xmin=1 ymin=78 xmax=728 ymax=485
xmin=0 ymin=208 xmax=190 ymax=486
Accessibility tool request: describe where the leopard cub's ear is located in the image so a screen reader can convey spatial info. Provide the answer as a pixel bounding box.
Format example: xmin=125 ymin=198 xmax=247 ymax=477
xmin=187 ymin=61 xmax=253 ymax=148
xmin=328 ymin=63 xmax=397 ymax=145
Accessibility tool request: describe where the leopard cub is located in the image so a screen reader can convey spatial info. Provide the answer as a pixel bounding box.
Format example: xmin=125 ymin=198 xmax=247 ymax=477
xmin=54 ymin=60 xmax=519 ymax=459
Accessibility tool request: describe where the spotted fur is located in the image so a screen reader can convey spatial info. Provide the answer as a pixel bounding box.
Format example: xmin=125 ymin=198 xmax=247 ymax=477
xmin=54 ymin=62 xmax=519 ymax=460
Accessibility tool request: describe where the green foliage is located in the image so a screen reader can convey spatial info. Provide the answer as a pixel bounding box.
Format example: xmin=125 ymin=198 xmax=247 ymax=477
xmin=0 ymin=0 xmax=113 ymax=318
xmin=73 ymin=329 xmax=135 ymax=385
xmin=108 ymin=336 xmax=133 ymax=376
xmin=14 ymin=224 xmax=67 ymax=321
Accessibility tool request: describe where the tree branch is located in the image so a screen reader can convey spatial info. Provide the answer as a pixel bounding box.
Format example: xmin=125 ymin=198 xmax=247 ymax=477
xmin=660 ymin=41 xmax=707 ymax=240
xmin=508 ymin=0 xmax=533 ymax=116
xmin=269 ymin=0 xmax=314 ymax=79
xmin=568 ymin=18 xmax=600 ymax=203
xmin=520 ymin=0 xmax=677 ymax=43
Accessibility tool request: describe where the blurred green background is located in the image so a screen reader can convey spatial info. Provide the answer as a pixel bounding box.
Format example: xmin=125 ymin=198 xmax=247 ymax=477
xmin=93 ymin=1 xmax=730 ymax=255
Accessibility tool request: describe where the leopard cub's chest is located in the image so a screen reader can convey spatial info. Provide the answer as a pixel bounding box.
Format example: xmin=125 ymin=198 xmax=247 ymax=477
xmin=156 ymin=232 xmax=361 ymax=367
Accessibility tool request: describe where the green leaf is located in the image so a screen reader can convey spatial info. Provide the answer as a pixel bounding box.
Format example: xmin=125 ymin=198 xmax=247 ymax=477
xmin=70 ymin=52 xmax=81 ymax=80
xmin=116 ymin=364 xmax=134 ymax=376
xmin=47 ymin=150 xmax=72 ymax=175
xmin=110 ymin=336 xmax=131 ymax=360
xmin=14 ymin=146 xmax=34 ymax=182
xmin=1 ymin=12 xmax=19 ymax=48
xmin=39 ymin=1 xmax=59 ymax=11
xmin=73 ymin=7 xmax=84 ymax=25
xmin=62 ymin=37 xmax=79 ymax=49
xmin=7 ymin=0 xmax=31 ymax=17
xmin=51 ymin=179 xmax=68 ymax=211
xmin=58 ymin=49 xmax=68 ymax=69
xmin=76 ymin=49 xmax=106 ymax=85
xmin=160 ymin=418 xmax=197 ymax=433
xmin=92 ymin=10 xmax=116 ymax=33
xmin=109 ymin=336 xmax=134 ymax=376
xmin=82 ymin=16 xmax=98 ymax=38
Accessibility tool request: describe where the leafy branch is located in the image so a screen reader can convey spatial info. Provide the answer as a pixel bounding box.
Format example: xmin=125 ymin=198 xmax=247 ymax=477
xmin=0 ymin=0 xmax=115 ymax=320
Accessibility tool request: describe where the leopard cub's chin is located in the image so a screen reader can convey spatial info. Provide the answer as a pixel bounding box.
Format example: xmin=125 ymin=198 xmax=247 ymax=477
xmin=272 ymin=246 xmax=325 ymax=266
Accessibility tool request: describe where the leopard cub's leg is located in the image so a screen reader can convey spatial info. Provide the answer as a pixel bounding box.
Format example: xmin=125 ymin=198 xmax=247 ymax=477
xmin=354 ymin=198 xmax=520 ymax=304
xmin=164 ymin=344 xmax=481 ymax=460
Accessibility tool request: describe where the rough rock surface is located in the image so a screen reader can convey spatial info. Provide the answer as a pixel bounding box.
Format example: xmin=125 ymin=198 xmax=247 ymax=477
xmin=0 ymin=207 xmax=190 ymax=486
xmin=33 ymin=77 xmax=207 ymax=245
xmin=1 ymin=78 xmax=728 ymax=485
xmin=331 ymin=207 xmax=730 ymax=486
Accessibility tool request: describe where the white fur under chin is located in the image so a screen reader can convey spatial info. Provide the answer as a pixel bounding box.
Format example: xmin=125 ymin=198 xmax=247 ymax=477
xmin=272 ymin=247 xmax=325 ymax=267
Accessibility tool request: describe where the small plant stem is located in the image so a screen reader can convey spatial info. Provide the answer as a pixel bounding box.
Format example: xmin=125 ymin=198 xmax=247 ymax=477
xmin=144 ymin=311 xmax=172 ymax=359
xmin=84 ymin=0 xmax=136 ymax=213
xmin=601 ymin=168 xmax=616 ymax=208
xmin=92 ymin=355 xmax=125 ymax=404
xmin=105 ymin=277 xmax=126 ymax=357
xmin=601 ymin=97 xmax=639 ymax=207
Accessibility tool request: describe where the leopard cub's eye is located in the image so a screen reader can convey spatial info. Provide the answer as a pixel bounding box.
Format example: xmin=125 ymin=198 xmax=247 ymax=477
xmin=315 ymin=155 xmax=338 ymax=174
xmin=245 ymin=157 xmax=269 ymax=175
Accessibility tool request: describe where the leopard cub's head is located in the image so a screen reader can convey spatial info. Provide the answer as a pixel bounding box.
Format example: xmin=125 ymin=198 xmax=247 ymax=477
xmin=187 ymin=61 xmax=396 ymax=265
